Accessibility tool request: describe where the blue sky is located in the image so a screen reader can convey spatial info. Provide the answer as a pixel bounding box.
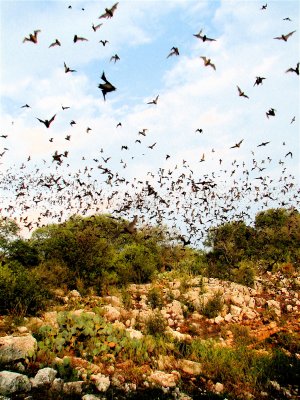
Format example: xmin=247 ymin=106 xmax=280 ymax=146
xmin=0 ymin=0 xmax=299 ymax=243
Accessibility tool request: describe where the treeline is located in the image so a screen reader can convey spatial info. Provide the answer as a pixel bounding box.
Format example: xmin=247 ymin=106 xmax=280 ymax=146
xmin=0 ymin=208 xmax=299 ymax=316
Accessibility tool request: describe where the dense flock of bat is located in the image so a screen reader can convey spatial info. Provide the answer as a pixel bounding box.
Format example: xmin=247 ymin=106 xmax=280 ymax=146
xmin=0 ymin=2 xmax=299 ymax=245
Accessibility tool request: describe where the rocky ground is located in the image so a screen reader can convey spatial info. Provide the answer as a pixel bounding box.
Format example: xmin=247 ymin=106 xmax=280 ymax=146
xmin=0 ymin=271 xmax=299 ymax=399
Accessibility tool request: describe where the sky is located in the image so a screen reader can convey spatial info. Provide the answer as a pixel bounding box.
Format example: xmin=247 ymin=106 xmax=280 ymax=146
xmin=0 ymin=0 xmax=299 ymax=245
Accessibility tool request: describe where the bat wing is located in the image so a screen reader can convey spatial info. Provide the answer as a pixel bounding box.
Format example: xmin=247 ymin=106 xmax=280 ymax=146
xmin=111 ymin=2 xmax=119 ymax=14
xmin=101 ymin=72 xmax=108 ymax=84
xmin=286 ymin=30 xmax=296 ymax=39
xmin=49 ymin=114 xmax=56 ymax=124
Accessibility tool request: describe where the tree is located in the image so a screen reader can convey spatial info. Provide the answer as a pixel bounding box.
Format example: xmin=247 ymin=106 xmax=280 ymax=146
xmin=0 ymin=217 xmax=20 ymax=254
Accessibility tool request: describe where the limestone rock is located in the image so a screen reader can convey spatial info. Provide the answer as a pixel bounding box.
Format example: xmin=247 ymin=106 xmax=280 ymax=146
xmin=43 ymin=311 xmax=59 ymax=328
xmin=102 ymin=305 xmax=121 ymax=322
xmin=103 ymin=295 xmax=122 ymax=308
xmin=230 ymin=304 xmax=242 ymax=317
xmin=166 ymin=327 xmax=191 ymax=341
xmin=126 ymin=327 xmax=143 ymax=340
xmin=50 ymin=378 xmax=64 ymax=393
xmin=0 ymin=334 xmax=37 ymax=363
xmin=0 ymin=371 xmax=31 ymax=395
xmin=30 ymin=367 xmax=57 ymax=388
xmin=91 ymin=373 xmax=110 ymax=392
xmin=148 ymin=370 xmax=180 ymax=388
xmin=177 ymin=359 xmax=202 ymax=375
xmin=266 ymin=300 xmax=281 ymax=317
xmin=214 ymin=382 xmax=224 ymax=393
xmin=69 ymin=289 xmax=81 ymax=298
xmin=63 ymin=380 xmax=85 ymax=395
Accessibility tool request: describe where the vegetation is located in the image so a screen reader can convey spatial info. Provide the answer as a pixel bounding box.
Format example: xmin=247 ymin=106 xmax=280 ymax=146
xmin=0 ymin=207 xmax=299 ymax=316
xmin=0 ymin=208 xmax=299 ymax=399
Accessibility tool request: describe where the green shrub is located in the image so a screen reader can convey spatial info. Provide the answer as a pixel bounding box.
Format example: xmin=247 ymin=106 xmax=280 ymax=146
xmin=116 ymin=243 xmax=158 ymax=284
xmin=144 ymin=311 xmax=167 ymax=337
xmin=147 ymin=286 xmax=164 ymax=309
xmin=232 ymin=260 xmax=256 ymax=287
xmin=201 ymin=291 xmax=224 ymax=319
xmin=0 ymin=262 xmax=51 ymax=316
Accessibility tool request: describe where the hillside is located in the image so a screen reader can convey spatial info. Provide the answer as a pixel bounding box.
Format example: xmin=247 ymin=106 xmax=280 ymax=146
xmin=0 ymin=270 xmax=299 ymax=399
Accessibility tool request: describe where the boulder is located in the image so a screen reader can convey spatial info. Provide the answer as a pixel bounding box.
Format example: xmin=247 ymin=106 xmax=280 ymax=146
xmin=148 ymin=370 xmax=180 ymax=388
xmin=126 ymin=328 xmax=143 ymax=340
xmin=90 ymin=373 xmax=110 ymax=392
xmin=102 ymin=305 xmax=121 ymax=322
xmin=0 ymin=334 xmax=37 ymax=363
xmin=177 ymin=359 xmax=202 ymax=375
xmin=0 ymin=371 xmax=31 ymax=395
xmin=30 ymin=367 xmax=57 ymax=388
xmin=63 ymin=381 xmax=85 ymax=396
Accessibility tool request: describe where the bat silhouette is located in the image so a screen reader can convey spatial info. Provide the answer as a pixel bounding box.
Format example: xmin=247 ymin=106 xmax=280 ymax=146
xmin=64 ymin=62 xmax=76 ymax=73
xmin=254 ymin=76 xmax=266 ymax=86
xmin=200 ymin=56 xmax=216 ymax=70
xmin=147 ymin=95 xmax=159 ymax=104
xmin=98 ymin=72 xmax=116 ymax=100
xmin=274 ymin=30 xmax=296 ymax=41
xmin=23 ymin=30 xmax=41 ymax=44
xmin=92 ymin=23 xmax=103 ymax=32
xmin=74 ymin=35 xmax=88 ymax=43
xmin=36 ymin=114 xmax=56 ymax=128
xmin=167 ymin=47 xmax=179 ymax=58
xmin=194 ymin=29 xmax=216 ymax=42
xmin=286 ymin=62 xmax=299 ymax=75
xmin=230 ymin=139 xmax=244 ymax=148
xmin=49 ymin=39 xmax=61 ymax=48
xmin=99 ymin=2 xmax=119 ymax=19
xmin=237 ymin=86 xmax=249 ymax=98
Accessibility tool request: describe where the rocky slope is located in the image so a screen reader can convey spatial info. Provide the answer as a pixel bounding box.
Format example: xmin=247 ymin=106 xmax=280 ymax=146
xmin=0 ymin=271 xmax=299 ymax=399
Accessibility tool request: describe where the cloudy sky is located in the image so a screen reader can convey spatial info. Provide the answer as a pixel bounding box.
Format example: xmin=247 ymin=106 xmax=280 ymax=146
xmin=0 ymin=0 xmax=299 ymax=242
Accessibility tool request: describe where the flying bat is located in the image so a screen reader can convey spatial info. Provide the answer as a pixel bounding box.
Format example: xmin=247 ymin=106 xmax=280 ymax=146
xmin=194 ymin=29 xmax=216 ymax=42
xmin=257 ymin=141 xmax=270 ymax=147
xmin=98 ymin=72 xmax=116 ymax=100
xmin=49 ymin=39 xmax=61 ymax=48
xmin=64 ymin=62 xmax=76 ymax=73
xmin=254 ymin=76 xmax=266 ymax=86
xmin=200 ymin=56 xmax=216 ymax=70
xmin=147 ymin=95 xmax=159 ymax=104
xmin=230 ymin=139 xmax=244 ymax=148
xmin=92 ymin=23 xmax=103 ymax=32
xmin=167 ymin=47 xmax=179 ymax=58
xmin=36 ymin=114 xmax=56 ymax=128
xmin=237 ymin=86 xmax=249 ymax=98
xmin=285 ymin=62 xmax=299 ymax=75
xmin=99 ymin=2 xmax=119 ymax=18
xmin=274 ymin=30 xmax=296 ymax=41
xmin=23 ymin=30 xmax=41 ymax=44
xmin=266 ymin=108 xmax=276 ymax=118
xmin=110 ymin=54 xmax=120 ymax=63
xmin=74 ymin=35 xmax=88 ymax=43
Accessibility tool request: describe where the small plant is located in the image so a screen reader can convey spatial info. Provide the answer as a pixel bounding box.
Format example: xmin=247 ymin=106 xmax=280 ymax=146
xmin=147 ymin=286 xmax=164 ymax=309
xmin=224 ymin=323 xmax=256 ymax=346
xmin=144 ymin=311 xmax=167 ymax=337
xmin=121 ymin=286 xmax=132 ymax=310
xmin=55 ymin=357 xmax=79 ymax=382
xmin=201 ymin=291 xmax=224 ymax=319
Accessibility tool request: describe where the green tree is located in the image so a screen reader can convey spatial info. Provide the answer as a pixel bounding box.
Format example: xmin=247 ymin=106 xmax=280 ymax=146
xmin=0 ymin=217 xmax=20 ymax=255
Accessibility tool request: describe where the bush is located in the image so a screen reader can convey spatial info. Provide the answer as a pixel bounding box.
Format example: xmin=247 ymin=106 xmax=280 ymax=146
xmin=201 ymin=291 xmax=224 ymax=319
xmin=0 ymin=262 xmax=52 ymax=316
xmin=147 ymin=286 xmax=164 ymax=309
xmin=144 ymin=311 xmax=167 ymax=337
xmin=116 ymin=243 xmax=158 ymax=284
xmin=232 ymin=260 xmax=256 ymax=287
